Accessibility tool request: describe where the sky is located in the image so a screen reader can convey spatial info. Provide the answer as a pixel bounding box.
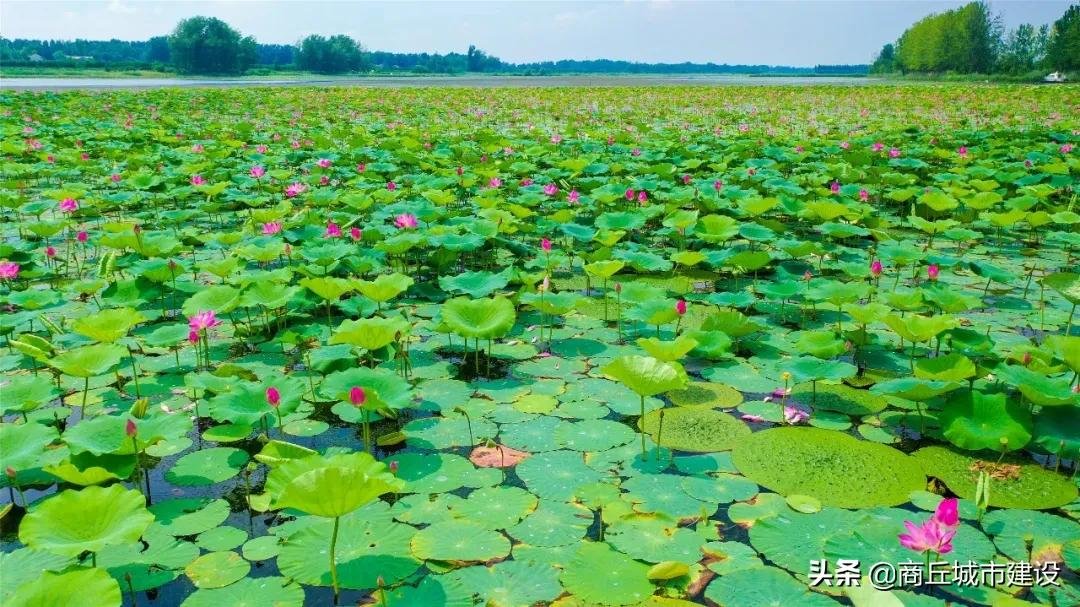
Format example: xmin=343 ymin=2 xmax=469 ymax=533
xmin=0 ymin=1 xmax=1069 ymax=67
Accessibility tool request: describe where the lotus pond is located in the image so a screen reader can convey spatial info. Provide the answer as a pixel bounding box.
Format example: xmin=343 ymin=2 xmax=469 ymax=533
xmin=0 ymin=84 xmax=1078 ymax=607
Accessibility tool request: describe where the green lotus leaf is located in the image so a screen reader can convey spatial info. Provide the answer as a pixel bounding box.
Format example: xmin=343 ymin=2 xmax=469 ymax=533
xmin=696 ymin=214 xmax=740 ymax=243
xmin=992 ymin=364 xmax=1078 ymax=406
xmin=686 ymin=330 xmax=734 ymax=360
xmin=354 ymin=273 xmax=414 ymax=303
xmin=265 ymin=452 xmax=402 ymax=518
xmin=785 ymin=356 xmax=857 ymax=384
xmin=438 ymin=266 xmax=513 ymax=298
xmin=560 ymin=542 xmax=655 ymax=606
xmin=71 ymin=307 xmax=146 ymax=342
xmin=640 ymin=406 xmax=750 ymax=452
xmin=440 ymin=296 xmax=516 ymax=339
xmin=299 ymin=276 xmax=353 ymax=302
xmin=870 ymin=377 xmax=962 ymax=401
xmin=20 ymin=484 xmax=153 ymax=557
xmin=411 ymin=520 xmax=511 ymax=562
xmin=608 ymin=516 xmax=706 ymax=564
xmin=636 ymin=335 xmax=699 ymax=362
xmin=443 ymin=560 xmax=562 ymax=606
xmin=180 ymin=577 xmax=305 ymax=607
xmin=0 ymin=371 xmax=57 ymax=412
xmin=507 ymin=500 xmax=591 ymax=547
xmin=1033 ymin=405 xmax=1080 ymax=459
xmin=941 ymin=390 xmax=1032 ymax=452
xmin=789 ymin=383 xmax=888 ymax=415
xmin=584 ymin=260 xmax=626 ymax=280
xmin=793 ymin=330 xmax=847 ymax=358
xmin=184 ymin=551 xmax=250 ymax=589
xmin=1045 ymin=335 xmax=1080 ymax=373
xmin=701 ymin=309 xmax=764 ymax=339
xmin=43 ymin=451 xmax=133 ymax=486
xmin=7 ymin=567 xmax=122 ymax=607
xmin=62 ymin=410 xmax=191 ymax=456
xmin=166 ymin=447 xmax=249 ymax=486
xmin=148 ymin=498 xmax=231 ymax=537
xmin=705 ymin=565 xmax=839 ymax=607
xmin=982 ymin=508 xmax=1080 ymax=562
xmin=1 ymin=421 xmax=60 ymax=478
xmin=913 ymin=446 xmax=1077 ymax=509
xmin=206 ymin=377 xmax=306 ymax=426
xmin=50 ymin=343 xmax=128 ymax=377
xmin=330 ymin=316 xmax=408 ymax=351
xmin=520 ymin=291 xmax=581 ymax=316
xmin=1041 ymin=272 xmax=1080 ymax=305
xmin=731 ymin=427 xmax=925 ymax=508
xmin=320 ymin=367 xmax=413 ymax=410
xmin=746 ymin=506 xmax=862 ymax=574
xmin=517 ymin=449 xmax=604 ymax=500
xmin=914 ymin=352 xmax=976 ymax=382
xmin=180 ymin=284 xmax=240 ymax=315
xmin=667 ymin=381 xmax=743 ymax=408
xmin=601 ymin=355 xmax=688 ymax=397
xmin=883 ymin=313 xmax=958 ymax=343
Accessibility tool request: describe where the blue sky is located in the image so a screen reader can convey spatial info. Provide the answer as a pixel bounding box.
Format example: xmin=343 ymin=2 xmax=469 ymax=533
xmin=0 ymin=1 xmax=1069 ymax=66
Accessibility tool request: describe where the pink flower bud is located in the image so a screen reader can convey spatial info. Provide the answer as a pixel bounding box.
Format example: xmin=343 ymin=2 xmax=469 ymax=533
xmin=871 ymin=260 xmax=883 ymax=277
xmin=676 ymin=300 xmax=687 ymax=315
xmin=266 ymin=386 xmax=281 ymax=408
xmin=77 ymin=230 xmax=88 ymax=243
xmin=349 ymin=386 xmax=366 ymax=406
xmin=125 ymin=418 xmax=137 ymax=438
xmin=350 ymin=227 xmax=362 ymax=241
xmin=927 ymin=264 xmax=940 ymax=281
xmin=389 ymin=460 xmax=399 ymax=474
xmin=541 ymin=238 xmax=552 ymax=253
xmin=5 ymin=466 xmax=16 ymax=479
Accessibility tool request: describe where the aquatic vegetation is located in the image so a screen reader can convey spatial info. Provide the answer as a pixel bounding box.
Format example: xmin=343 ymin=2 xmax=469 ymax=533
xmin=0 ymin=84 xmax=1077 ymax=606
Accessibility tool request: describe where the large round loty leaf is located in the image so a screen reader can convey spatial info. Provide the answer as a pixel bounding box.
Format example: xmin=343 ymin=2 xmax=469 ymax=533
xmin=20 ymin=484 xmax=153 ymax=557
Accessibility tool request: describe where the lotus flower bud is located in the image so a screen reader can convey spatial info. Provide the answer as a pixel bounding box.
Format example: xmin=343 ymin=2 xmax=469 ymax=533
xmin=389 ymin=460 xmax=399 ymax=475
xmin=541 ymin=238 xmax=552 ymax=253
xmin=125 ymin=418 xmax=137 ymax=438
xmin=927 ymin=264 xmax=940 ymax=281
xmin=5 ymin=466 xmax=15 ymax=479
xmin=870 ymin=260 xmax=883 ymax=277
xmin=675 ymin=300 xmax=687 ymax=316
xmin=266 ymin=386 xmax=281 ymax=408
xmin=349 ymin=386 xmax=366 ymax=406
xmin=130 ymin=397 xmax=149 ymax=419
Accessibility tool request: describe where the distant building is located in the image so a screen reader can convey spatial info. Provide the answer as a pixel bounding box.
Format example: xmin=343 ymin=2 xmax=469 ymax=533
xmin=28 ymin=53 xmax=44 ymax=62
xmin=67 ymin=55 xmax=94 ymax=61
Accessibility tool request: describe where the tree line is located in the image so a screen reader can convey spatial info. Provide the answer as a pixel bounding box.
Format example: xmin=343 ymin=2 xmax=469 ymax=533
xmin=1 ymin=15 xmax=868 ymax=76
xmin=872 ymin=2 xmax=1079 ymax=75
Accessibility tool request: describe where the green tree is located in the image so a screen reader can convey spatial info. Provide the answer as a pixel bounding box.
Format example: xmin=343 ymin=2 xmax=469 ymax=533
xmin=999 ymin=24 xmax=1048 ymax=73
xmin=168 ymin=16 xmax=254 ymax=75
xmin=894 ymin=2 xmax=1001 ymax=73
xmin=146 ymin=36 xmax=170 ymax=63
xmin=871 ymin=43 xmax=896 ymax=73
xmin=1047 ymin=4 xmax=1080 ymax=71
xmin=297 ymin=34 xmax=364 ymax=73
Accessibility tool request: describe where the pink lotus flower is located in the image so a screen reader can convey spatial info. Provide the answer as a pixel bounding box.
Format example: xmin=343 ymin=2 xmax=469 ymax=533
xmin=76 ymin=231 xmax=88 ymax=243
xmin=520 ymin=178 xmax=534 ymax=187
xmin=319 ymin=175 xmax=329 ymax=186
xmin=190 ymin=175 xmax=206 ymax=186
xmin=389 ymin=460 xmax=399 ymax=474
xmin=256 ymin=144 xmax=269 ymax=154
xmin=859 ymin=188 xmax=869 ymax=202
xmin=899 ymin=519 xmax=956 ymax=555
xmin=614 ymin=282 xmax=622 ymax=294
xmin=872 ymin=142 xmax=885 ymax=152
xmin=395 ymin=214 xmax=418 ymax=229
xmin=192 ymin=144 xmax=204 ymax=153
xmin=59 ymin=198 xmax=78 ymax=213
xmin=631 ymin=148 xmax=641 ymax=157
xmin=356 ymin=163 xmax=366 ymax=173
xmin=541 ymin=238 xmax=552 ymax=253
xmin=840 ymin=141 xmax=850 ymax=149
xmin=110 ymin=173 xmax=122 ymax=183
xmin=250 ymin=165 xmax=265 ymax=179
xmin=188 ymin=310 xmax=220 ymax=332
xmin=899 ymin=498 xmax=959 ymax=555
xmin=682 ymin=174 xmax=692 ymax=185
xmin=325 ymin=222 xmax=342 ymax=238
xmin=784 ymin=405 xmax=809 ymax=425
xmin=795 ymin=146 xmax=805 ymax=153
xmin=45 ymin=246 xmax=56 ymax=258
xmin=285 ymin=182 xmax=306 ymax=198
xmin=489 ymin=177 xmax=502 ymax=188
xmin=550 ymin=134 xmax=562 ymax=144
xmin=350 ymin=227 xmax=362 ymax=241
xmin=871 ymin=260 xmax=883 ymax=277
xmin=637 ymin=191 xmax=648 ymax=204
xmin=675 ymin=300 xmax=687 ymax=315
xmin=125 ymin=419 xmax=137 ymax=438
xmin=1062 ymin=143 xmax=1074 ymax=154
xmin=927 ymin=264 xmax=940 ymax=281
xmin=188 ymin=329 xmax=200 ymax=345
xmin=317 ymin=158 xmax=332 ymax=169
xmin=262 ymin=222 xmax=282 ymax=235
xmin=349 ymin=386 xmax=366 ymax=406
xmin=625 ymin=188 xmax=636 ymax=201
xmin=0 ymin=261 xmax=20 ymax=280
xmin=568 ymin=189 xmax=580 ymax=204
xmin=889 ymin=148 xmax=901 ymax=158
xmin=713 ymin=180 xmax=723 ymax=191
xmin=540 ymin=275 xmax=550 ymax=292
xmin=830 ymin=181 xmax=841 ymax=194
xmin=386 ymin=181 xmax=397 ymax=191
xmin=266 ymin=386 xmax=281 ymax=408
xmin=957 ymin=146 xmax=968 ymax=157
xmin=803 ymin=270 xmax=813 ymax=281
xmin=543 ymin=183 xmax=558 ymax=196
